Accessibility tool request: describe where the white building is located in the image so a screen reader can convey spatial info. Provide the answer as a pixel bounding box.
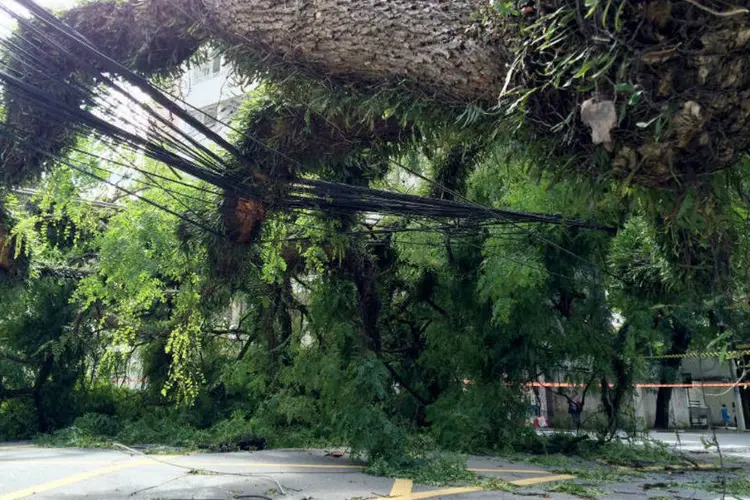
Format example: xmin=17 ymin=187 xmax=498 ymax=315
xmin=633 ymin=357 xmax=747 ymax=430
xmin=179 ymin=53 xmax=252 ymax=140
xmin=543 ymin=356 xmax=748 ymax=431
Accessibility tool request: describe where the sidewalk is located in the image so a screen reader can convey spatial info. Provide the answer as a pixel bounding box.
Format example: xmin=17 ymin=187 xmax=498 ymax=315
xmin=650 ymin=430 xmax=750 ymax=461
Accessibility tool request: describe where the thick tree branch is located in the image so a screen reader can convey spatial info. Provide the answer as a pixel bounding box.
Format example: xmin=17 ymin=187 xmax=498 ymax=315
xmin=0 ymin=353 xmax=34 ymax=365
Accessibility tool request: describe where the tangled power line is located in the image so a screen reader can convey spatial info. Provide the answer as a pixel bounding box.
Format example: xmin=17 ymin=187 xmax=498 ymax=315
xmin=0 ymin=0 xmax=616 ymax=287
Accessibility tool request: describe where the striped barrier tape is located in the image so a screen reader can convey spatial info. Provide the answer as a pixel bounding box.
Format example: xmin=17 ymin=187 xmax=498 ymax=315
xmin=528 ymin=382 xmax=748 ymax=389
xmin=645 ymin=349 xmax=750 ymax=360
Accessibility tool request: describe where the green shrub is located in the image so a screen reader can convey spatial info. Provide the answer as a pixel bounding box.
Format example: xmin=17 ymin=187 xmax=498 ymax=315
xmin=116 ymin=412 xmax=205 ymax=447
xmin=427 ymin=384 xmax=527 ymax=453
xmin=35 ymin=426 xmax=110 ymax=448
xmin=0 ymin=399 xmax=37 ymax=440
xmin=367 ymin=453 xmax=475 ymax=486
xmin=579 ymin=439 xmax=680 ymax=466
xmin=80 ymin=384 xmax=143 ymax=421
xmin=73 ymin=413 xmax=120 ymax=437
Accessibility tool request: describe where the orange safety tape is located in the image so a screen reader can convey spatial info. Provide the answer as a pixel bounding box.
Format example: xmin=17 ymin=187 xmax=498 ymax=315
xmin=527 ymin=382 xmax=747 ymax=389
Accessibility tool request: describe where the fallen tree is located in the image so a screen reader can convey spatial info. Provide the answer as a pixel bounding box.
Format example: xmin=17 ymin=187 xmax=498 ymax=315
xmin=2 ymin=0 xmax=750 ymax=191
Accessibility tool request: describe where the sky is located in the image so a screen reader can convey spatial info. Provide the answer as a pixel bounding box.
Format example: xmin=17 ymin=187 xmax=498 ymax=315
xmin=0 ymin=0 xmax=154 ymax=199
xmin=0 ymin=0 xmax=78 ymax=32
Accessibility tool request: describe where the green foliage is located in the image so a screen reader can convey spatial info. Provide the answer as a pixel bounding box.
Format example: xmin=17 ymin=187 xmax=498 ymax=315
xmin=706 ymin=478 xmax=750 ymax=496
xmin=73 ymin=413 xmax=121 ymax=437
xmin=586 ymin=440 xmax=679 ymax=467
xmin=427 ymin=384 xmax=528 ymax=453
xmin=659 ymin=477 xmax=750 ymax=497
xmin=3 ymin=17 xmax=749 ymax=471
xmin=367 ymin=453 xmax=475 ymax=486
xmin=477 ymin=477 xmax=517 ymax=492
xmin=0 ymin=399 xmax=37 ymax=441
xmin=546 ymin=482 xmax=603 ymax=499
xmin=36 ymin=404 xmax=255 ymax=451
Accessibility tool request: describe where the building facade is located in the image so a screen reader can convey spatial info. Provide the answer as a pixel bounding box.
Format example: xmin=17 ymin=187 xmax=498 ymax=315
xmin=179 ymin=53 xmax=251 ymax=140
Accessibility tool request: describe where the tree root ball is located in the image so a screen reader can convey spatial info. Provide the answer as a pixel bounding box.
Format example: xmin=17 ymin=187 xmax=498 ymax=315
xmin=221 ymin=197 xmax=267 ymax=245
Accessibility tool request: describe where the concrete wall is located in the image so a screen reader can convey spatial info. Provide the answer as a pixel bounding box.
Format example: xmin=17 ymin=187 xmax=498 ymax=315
xmin=682 ymin=358 xmax=729 ymax=381
xmin=671 ymin=388 xmax=691 ymax=427
xmin=681 ymin=358 xmax=738 ymax=427
xmin=701 ymin=388 xmax=739 ymax=426
xmin=630 ymin=356 xmax=739 ymax=429
xmin=547 ymin=389 xmax=605 ymax=427
xmin=634 ymin=387 xmax=657 ymax=428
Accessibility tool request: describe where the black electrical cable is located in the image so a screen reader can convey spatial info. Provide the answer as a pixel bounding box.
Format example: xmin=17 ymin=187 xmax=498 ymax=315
xmin=389 ymin=158 xmax=623 ymax=281
xmin=12 ymin=0 xmax=246 ymax=161
xmin=0 ymin=0 xmax=617 ymax=236
xmin=0 ymin=125 xmax=223 ymax=237
xmin=0 ymin=8 xmax=232 ymax=173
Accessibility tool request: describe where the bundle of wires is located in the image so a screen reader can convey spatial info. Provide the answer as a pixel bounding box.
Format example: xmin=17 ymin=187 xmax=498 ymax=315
xmin=0 ymin=0 xmax=616 ymax=240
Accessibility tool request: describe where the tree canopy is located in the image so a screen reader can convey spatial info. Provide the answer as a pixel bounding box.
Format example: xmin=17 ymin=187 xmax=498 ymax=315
xmin=1 ymin=0 xmax=749 ymax=456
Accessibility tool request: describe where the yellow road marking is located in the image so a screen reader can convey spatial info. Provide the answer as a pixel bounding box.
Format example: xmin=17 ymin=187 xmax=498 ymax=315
xmin=467 ymin=468 xmax=550 ymax=474
xmin=617 ymin=463 xmax=722 ymax=472
xmin=0 ymin=461 xmax=126 ymax=466
xmin=406 ymin=473 xmax=576 ymax=498
xmin=390 ymin=478 xmax=414 ymax=498
xmin=0 ymin=459 xmax=150 ymax=500
xmin=389 ymin=480 xmax=483 ymax=500
xmin=181 ymin=462 xmax=365 ymax=469
xmin=0 ymin=446 xmax=34 ymax=452
xmin=0 ymin=460 xmax=364 ymax=469
xmin=0 ymin=456 xmax=576 ymax=500
xmin=509 ymin=474 xmax=577 ymax=486
xmin=411 ymin=486 xmax=484 ymax=499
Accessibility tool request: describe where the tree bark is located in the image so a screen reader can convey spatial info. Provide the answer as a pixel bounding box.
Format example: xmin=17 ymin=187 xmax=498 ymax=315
xmin=4 ymin=0 xmax=750 ymax=193
xmin=206 ymin=0 xmax=503 ymax=104
xmin=33 ymin=351 xmax=54 ymax=433
xmin=165 ymin=0 xmax=750 ymax=187
xmin=600 ymin=323 xmax=631 ymax=439
xmin=58 ymin=0 xmax=505 ymax=103
xmin=350 ymin=252 xmax=382 ymax=352
xmin=654 ymin=317 xmax=691 ymax=429
xmin=654 ymin=359 xmax=681 ymax=430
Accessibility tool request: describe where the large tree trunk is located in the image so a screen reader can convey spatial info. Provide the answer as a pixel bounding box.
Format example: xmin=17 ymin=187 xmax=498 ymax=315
xmin=600 ymin=323 xmax=632 ymax=438
xmin=206 ymin=0 xmax=503 ymax=103
xmin=197 ymin=0 xmax=750 ymax=188
xmin=61 ymin=0 xmax=503 ymax=102
xmin=653 ymin=358 xmax=682 ymax=430
xmin=349 ymin=252 xmax=383 ymax=352
xmin=5 ymin=0 xmax=750 ymax=192
xmin=654 ymin=317 xmax=691 ymax=429
xmin=32 ymin=351 xmax=54 ymax=433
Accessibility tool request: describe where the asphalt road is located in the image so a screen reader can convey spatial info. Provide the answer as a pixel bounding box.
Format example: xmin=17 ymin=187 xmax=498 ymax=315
xmin=650 ymin=430 xmax=750 ymax=459
xmin=3 ymin=437 xmax=748 ymax=499
xmin=0 ymin=444 xmax=576 ymax=500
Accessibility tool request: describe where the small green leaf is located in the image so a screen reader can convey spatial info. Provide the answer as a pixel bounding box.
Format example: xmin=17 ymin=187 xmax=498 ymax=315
xmin=601 ymin=0 xmax=612 ymax=28
xmin=654 ymin=116 xmax=664 ymax=140
xmin=614 ymin=0 xmax=627 ymax=31
xmin=617 ymin=101 xmax=628 ymax=126
xmin=574 ymin=60 xmax=594 ymax=79
xmin=615 ymin=83 xmax=636 ymax=93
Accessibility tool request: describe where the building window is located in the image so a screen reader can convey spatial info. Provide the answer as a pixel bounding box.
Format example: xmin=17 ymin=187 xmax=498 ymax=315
xmin=191 ymin=56 xmax=222 ymax=82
